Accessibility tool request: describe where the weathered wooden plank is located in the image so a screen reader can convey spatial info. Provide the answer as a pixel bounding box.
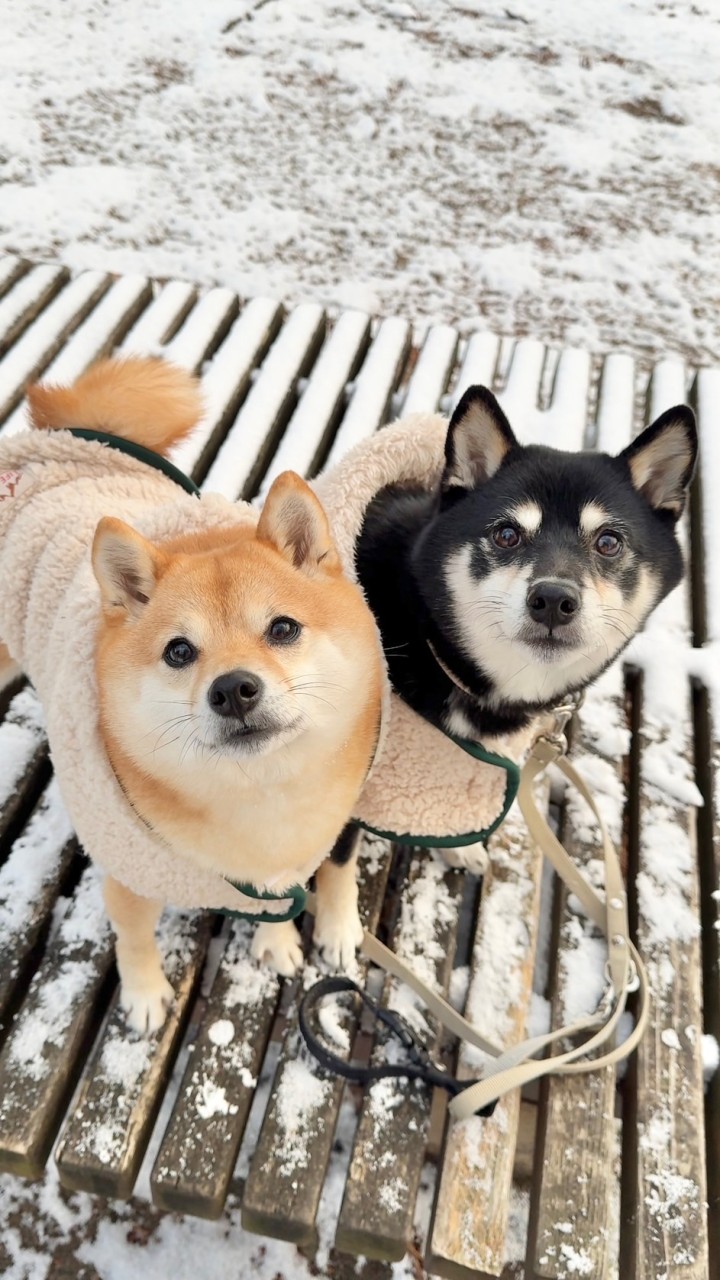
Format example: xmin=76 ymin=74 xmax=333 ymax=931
xmin=55 ymin=912 xmax=211 ymax=1199
xmin=620 ymin=363 xmax=708 ymax=1280
xmin=540 ymin=347 xmax=592 ymax=444
xmin=201 ymin=302 xmax=326 ymax=499
xmin=0 ymin=271 xmax=110 ymax=428
xmin=172 ymin=295 xmax=283 ymax=482
xmin=0 ymin=263 xmax=68 ymax=357
xmin=448 ymin=332 xmax=499 ymax=410
xmin=323 ymin=316 xmax=411 ymax=468
xmin=0 ymin=275 xmax=154 ymax=437
xmin=150 ymin=918 xmax=283 ymax=1218
xmin=501 ymin=338 xmax=546 ymax=428
xmin=0 ymin=686 xmax=49 ymax=856
xmin=400 ymin=323 xmax=458 ymax=417
xmin=25 ymin=275 xmax=153 ymax=386
xmin=426 ymin=795 xmax=546 ymax=1280
xmin=692 ymin=366 xmax=720 ymax=1273
xmin=258 ymin=308 xmax=371 ymax=493
xmin=526 ymin=351 xmax=632 ymax=1280
xmin=335 ymin=854 xmax=464 ymax=1261
xmin=241 ymin=837 xmax=393 ymax=1248
xmin=0 ymin=256 xmax=30 ymax=302
xmin=120 ymin=279 xmax=198 ymax=354
xmin=0 ymin=779 xmax=77 ymax=1036
xmin=527 ymin=668 xmax=626 ymax=1280
xmin=162 ymin=285 xmax=239 ymax=372
xmin=0 ymin=869 xmax=114 ymax=1178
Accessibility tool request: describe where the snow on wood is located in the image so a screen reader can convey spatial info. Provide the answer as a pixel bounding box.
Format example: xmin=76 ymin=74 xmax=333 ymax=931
xmin=14 ymin=277 xmax=149 ymax=391
xmin=162 ymin=287 xmax=238 ymax=372
xmin=258 ymin=308 xmax=370 ymax=494
xmin=0 ymin=779 xmax=73 ymax=954
xmin=172 ymin=295 xmax=281 ymax=479
xmin=0 ymin=263 xmax=66 ymax=355
xmin=241 ymin=837 xmax=392 ymax=1250
xmin=2 ymin=275 xmax=152 ymax=439
xmin=542 ymin=346 xmax=592 ymax=445
xmin=530 ymin=664 xmax=627 ymax=1280
xmin=449 ymin=331 xmax=500 ymax=411
xmin=0 ymin=256 xmax=28 ymax=298
xmin=55 ymin=913 xmax=210 ymax=1199
xmin=120 ymin=280 xmax=197 ymax=355
xmin=428 ymin=800 xmax=545 ymax=1278
xmin=0 ymin=686 xmax=46 ymax=820
xmin=201 ymin=302 xmax=325 ymax=500
xmin=0 ymin=271 xmax=109 ymax=428
xmin=593 ymin=353 xmax=635 ymax=454
xmin=0 ymin=868 xmax=113 ymax=1179
xmin=501 ymin=338 xmax=546 ymax=432
xmin=336 ymin=855 xmax=463 ymax=1261
xmin=400 ymin=323 xmax=458 ymax=416
xmin=323 ymin=316 xmax=410 ymax=468
xmin=151 ymin=919 xmax=282 ymax=1219
xmin=696 ymin=368 xmax=720 ymax=646
xmin=624 ymin=361 xmax=709 ymax=1278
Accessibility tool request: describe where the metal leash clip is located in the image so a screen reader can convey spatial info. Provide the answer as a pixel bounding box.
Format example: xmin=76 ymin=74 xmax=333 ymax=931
xmin=298 ymin=975 xmax=495 ymax=1113
xmin=535 ymin=690 xmax=584 ymax=758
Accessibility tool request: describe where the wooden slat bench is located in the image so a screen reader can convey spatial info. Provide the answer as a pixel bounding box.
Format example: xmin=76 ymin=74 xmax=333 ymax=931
xmin=0 ymin=253 xmax=717 ymax=1279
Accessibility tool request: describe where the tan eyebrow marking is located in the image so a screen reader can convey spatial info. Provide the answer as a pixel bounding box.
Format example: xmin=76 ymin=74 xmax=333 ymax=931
xmin=507 ymin=501 xmax=542 ymax=536
xmin=580 ymin=502 xmax=611 ymax=536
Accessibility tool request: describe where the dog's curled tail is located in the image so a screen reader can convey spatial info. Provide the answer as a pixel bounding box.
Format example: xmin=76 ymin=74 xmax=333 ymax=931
xmin=26 ymin=357 xmax=203 ymax=457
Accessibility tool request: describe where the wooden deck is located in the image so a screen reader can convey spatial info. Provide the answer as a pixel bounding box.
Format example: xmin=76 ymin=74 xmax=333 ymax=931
xmin=0 ymin=255 xmax=717 ymax=1279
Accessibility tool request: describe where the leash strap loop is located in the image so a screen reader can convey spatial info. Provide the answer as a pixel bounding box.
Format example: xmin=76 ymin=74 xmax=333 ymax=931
xmin=298 ymin=975 xmax=494 ymax=1110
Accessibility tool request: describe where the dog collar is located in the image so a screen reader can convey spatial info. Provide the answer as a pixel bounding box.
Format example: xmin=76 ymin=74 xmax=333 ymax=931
xmin=66 ymin=428 xmax=201 ymax=497
xmin=222 ymin=879 xmax=307 ymax=923
xmin=426 ymin=637 xmax=480 ymax=702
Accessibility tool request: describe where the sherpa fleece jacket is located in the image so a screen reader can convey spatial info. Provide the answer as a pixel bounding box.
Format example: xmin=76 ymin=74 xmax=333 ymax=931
xmin=0 ymin=417 xmax=531 ymax=910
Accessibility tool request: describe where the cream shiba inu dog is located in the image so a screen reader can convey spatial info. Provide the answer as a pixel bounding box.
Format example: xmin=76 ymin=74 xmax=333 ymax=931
xmin=0 ymin=359 xmax=383 ymax=1031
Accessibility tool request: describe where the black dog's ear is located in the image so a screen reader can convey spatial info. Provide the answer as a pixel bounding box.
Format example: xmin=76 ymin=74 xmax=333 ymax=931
xmin=443 ymin=386 xmax=518 ymax=490
xmin=619 ymin=405 xmax=697 ymax=518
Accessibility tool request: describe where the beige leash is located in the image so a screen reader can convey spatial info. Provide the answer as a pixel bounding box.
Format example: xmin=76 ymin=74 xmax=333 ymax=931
xmin=306 ymin=702 xmax=650 ymax=1115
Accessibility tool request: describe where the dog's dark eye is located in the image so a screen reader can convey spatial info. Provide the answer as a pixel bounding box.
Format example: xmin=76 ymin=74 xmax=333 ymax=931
xmin=493 ymin=524 xmax=522 ymax=549
xmin=163 ymin=638 xmax=197 ymax=668
xmin=268 ymin=617 xmax=301 ymax=644
xmin=595 ymin=530 xmax=623 ymax=558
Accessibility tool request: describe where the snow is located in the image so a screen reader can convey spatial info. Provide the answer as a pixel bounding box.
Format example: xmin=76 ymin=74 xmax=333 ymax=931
xmin=0 ymin=686 xmax=46 ymax=809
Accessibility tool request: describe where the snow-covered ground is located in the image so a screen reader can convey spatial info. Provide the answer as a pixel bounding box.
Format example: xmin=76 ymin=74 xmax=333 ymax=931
xmin=2 ymin=0 xmax=720 ymax=365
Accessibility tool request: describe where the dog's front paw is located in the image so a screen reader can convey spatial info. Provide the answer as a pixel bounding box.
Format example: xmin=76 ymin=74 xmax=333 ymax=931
xmin=120 ymin=971 xmax=174 ymax=1035
xmin=251 ymin=920 xmax=304 ymax=977
xmin=314 ymin=906 xmax=364 ymax=971
xmin=441 ymin=842 xmax=489 ymax=875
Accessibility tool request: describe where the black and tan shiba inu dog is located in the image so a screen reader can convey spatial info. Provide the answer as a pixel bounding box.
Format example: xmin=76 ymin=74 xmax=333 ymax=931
xmin=355 ymin=385 xmax=697 ymax=747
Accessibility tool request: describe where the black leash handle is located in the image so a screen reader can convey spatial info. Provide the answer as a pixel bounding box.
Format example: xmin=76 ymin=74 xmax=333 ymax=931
xmin=298 ymin=975 xmax=495 ymax=1114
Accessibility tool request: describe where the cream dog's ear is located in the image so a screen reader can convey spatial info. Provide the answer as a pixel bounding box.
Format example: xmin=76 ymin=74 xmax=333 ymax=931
xmin=92 ymin=517 xmax=166 ymax=616
xmin=257 ymin=471 xmax=340 ymax=575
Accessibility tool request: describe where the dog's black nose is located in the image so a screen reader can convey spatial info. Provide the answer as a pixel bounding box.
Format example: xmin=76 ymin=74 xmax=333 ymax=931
xmin=208 ymin=670 xmax=264 ymax=718
xmin=526 ymin=580 xmax=580 ymax=629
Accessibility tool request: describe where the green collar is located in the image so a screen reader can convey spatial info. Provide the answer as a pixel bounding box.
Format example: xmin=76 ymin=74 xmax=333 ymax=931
xmin=67 ymin=427 xmax=201 ymax=497
xmin=222 ymin=880 xmax=307 ymax=924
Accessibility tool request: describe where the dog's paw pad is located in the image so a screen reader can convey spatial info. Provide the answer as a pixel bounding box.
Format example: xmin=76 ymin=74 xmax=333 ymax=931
xmin=441 ymin=843 xmax=489 ymax=874
xmin=251 ymin=923 xmax=304 ymax=978
xmin=120 ymin=973 xmax=174 ymax=1035
xmin=314 ymin=912 xmax=364 ymax=971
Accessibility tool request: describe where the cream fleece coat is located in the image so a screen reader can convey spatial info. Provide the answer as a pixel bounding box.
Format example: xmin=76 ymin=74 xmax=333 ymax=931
xmin=0 ymin=415 xmax=530 ymax=911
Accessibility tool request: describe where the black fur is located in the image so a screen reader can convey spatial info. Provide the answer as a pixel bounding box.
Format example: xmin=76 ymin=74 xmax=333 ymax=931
xmin=356 ymin=388 xmax=696 ymax=740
